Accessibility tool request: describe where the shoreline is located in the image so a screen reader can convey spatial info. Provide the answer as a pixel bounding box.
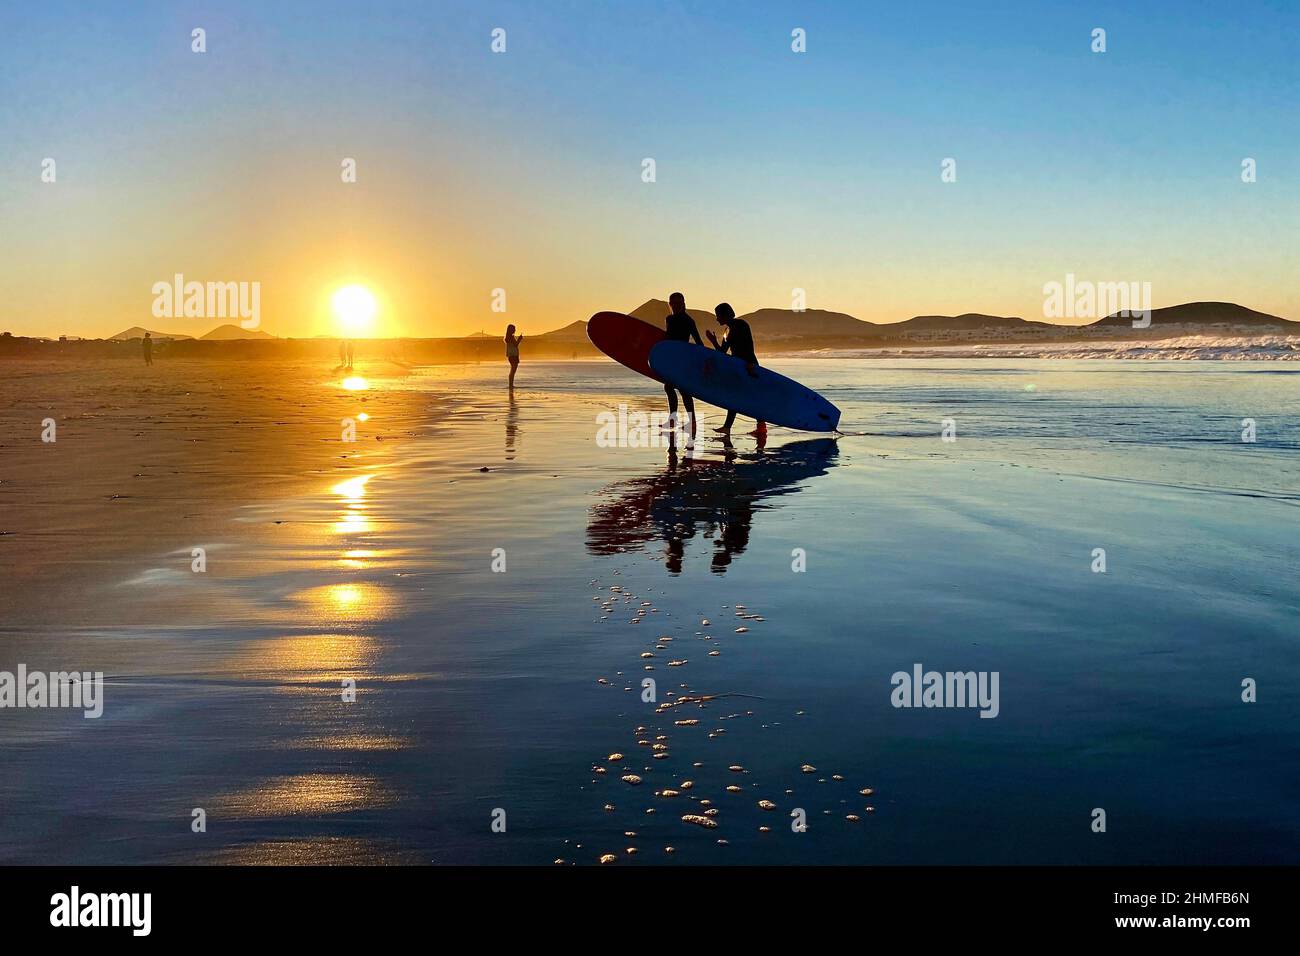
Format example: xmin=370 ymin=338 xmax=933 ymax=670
xmin=6 ymin=330 xmax=1300 ymax=367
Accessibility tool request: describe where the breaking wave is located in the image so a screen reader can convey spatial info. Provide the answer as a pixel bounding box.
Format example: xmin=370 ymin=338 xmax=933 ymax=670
xmin=805 ymin=335 xmax=1300 ymax=361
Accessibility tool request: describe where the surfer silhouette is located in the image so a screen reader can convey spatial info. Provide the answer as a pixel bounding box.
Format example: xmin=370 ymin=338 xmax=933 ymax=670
xmin=663 ymin=292 xmax=702 ymax=434
xmin=705 ymin=302 xmax=766 ymax=436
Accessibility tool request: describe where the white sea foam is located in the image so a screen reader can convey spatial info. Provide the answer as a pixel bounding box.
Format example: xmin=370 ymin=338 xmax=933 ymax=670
xmin=801 ymin=335 xmax=1300 ymax=361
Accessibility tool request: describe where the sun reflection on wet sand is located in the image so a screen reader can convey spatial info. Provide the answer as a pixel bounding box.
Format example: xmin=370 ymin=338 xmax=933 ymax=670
xmin=204 ymin=838 xmax=420 ymax=865
xmin=210 ymin=773 xmax=395 ymax=819
xmin=329 ymin=473 xmax=380 ymax=538
xmin=333 ymin=585 xmax=363 ymax=606
xmin=331 ymin=475 xmax=373 ymax=501
xmin=332 ymin=511 xmax=373 ymax=535
xmin=223 ymin=632 xmax=379 ymax=684
xmin=290 ymin=582 xmax=394 ymax=625
xmin=341 ymin=376 xmax=369 ymax=391
xmin=280 ymin=732 xmax=407 ymax=752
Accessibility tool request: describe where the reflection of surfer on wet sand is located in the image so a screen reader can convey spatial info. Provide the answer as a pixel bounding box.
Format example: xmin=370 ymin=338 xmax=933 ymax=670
xmin=586 ymin=438 xmax=839 ymax=574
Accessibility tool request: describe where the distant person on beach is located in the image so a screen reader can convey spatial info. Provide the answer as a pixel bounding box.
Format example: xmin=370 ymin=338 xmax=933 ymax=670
xmin=339 ymin=340 xmax=348 ymax=367
xmin=664 ymin=292 xmax=703 ymax=434
xmin=706 ymin=302 xmax=766 ymax=436
xmin=504 ymin=324 xmax=523 ymax=388
xmin=345 ymin=340 xmax=354 ymax=369
xmin=142 ymin=331 xmax=153 ymax=366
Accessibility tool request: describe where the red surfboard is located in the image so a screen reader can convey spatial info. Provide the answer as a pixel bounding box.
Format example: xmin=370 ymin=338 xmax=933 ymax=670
xmin=587 ymin=311 xmax=666 ymax=383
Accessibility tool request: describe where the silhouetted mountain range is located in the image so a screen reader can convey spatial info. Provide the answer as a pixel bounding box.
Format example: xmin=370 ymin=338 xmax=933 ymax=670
xmin=200 ymin=324 xmax=276 ymax=340
xmin=582 ymin=298 xmax=1299 ymax=345
xmin=536 ymin=320 xmax=591 ymax=341
xmin=6 ymin=300 xmax=1293 ymax=364
xmin=110 ymin=324 xmax=277 ymax=341
xmin=109 ymin=326 xmax=194 ymax=341
xmin=1089 ymin=301 xmax=1292 ymax=328
xmin=894 ymin=313 xmax=1057 ymax=331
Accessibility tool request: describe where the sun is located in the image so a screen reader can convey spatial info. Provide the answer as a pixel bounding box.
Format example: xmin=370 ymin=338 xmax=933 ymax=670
xmin=332 ymin=284 xmax=378 ymax=335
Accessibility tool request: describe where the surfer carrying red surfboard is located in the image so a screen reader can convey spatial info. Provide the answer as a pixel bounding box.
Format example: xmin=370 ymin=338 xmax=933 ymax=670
xmin=663 ymin=292 xmax=703 ymax=435
xmin=706 ymin=303 xmax=767 ymax=437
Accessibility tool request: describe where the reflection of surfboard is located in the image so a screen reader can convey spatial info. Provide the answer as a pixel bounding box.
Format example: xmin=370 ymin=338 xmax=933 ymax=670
xmin=587 ymin=438 xmax=840 ymax=570
xmin=649 ymin=342 xmax=841 ymax=432
xmin=587 ymin=311 xmax=666 ymax=383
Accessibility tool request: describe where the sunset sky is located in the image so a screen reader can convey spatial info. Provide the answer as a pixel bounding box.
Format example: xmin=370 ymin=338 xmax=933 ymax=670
xmin=3 ymin=0 xmax=1297 ymax=339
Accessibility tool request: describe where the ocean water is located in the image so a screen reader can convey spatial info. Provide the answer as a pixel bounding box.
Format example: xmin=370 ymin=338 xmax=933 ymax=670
xmin=812 ymin=334 xmax=1300 ymax=361
xmin=2 ymin=359 xmax=1297 ymax=865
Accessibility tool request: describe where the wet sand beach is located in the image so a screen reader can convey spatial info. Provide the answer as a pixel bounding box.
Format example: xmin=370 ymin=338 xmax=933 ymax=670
xmin=1 ymin=358 xmax=1298 ymax=865
xmin=0 ymin=360 xmax=433 ymax=626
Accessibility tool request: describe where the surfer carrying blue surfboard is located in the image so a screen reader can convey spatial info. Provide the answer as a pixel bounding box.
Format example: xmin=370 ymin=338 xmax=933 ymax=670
xmin=663 ymin=292 xmax=702 ymax=435
xmin=706 ymin=303 xmax=767 ymax=437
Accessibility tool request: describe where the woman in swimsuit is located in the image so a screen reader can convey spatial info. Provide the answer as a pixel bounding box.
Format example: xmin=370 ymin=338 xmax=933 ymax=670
xmin=505 ymin=324 xmax=523 ymax=388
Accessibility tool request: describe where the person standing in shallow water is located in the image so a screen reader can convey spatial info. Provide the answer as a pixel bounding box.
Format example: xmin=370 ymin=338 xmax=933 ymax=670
xmin=706 ymin=302 xmax=766 ymax=436
xmin=663 ymin=292 xmax=702 ymax=435
xmin=142 ymin=331 xmax=153 ymax=366
xmin=504 ymin=324 xmax=524 ymax=388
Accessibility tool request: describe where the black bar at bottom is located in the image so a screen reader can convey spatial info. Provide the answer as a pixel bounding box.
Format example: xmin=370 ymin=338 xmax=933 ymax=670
xmin=0 ymin=866 xmax=1276 ymax=941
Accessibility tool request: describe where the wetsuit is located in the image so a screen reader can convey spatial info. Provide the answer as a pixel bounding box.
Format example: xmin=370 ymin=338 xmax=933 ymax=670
xmin=665 ymin=311 xmax=701 ymax=343
xmin=715 ymin=319 xmax=765 ymax=433
xmin=716 ymin=319 xmax=756 ymax=364
xmin=663 ymin=311 xmax=702 ymax=427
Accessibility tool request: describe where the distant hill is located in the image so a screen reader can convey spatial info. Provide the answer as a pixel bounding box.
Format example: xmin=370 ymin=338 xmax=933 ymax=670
xmin=889 ymin=312 xmax=1053 ymax=331
xmin=535 ymin=320 xmax=590 ymax=341
xmin=630 ymin=298 xmax=716 ymax=329
xmin=201 ymin=324 xmax=276 ymax=340
xmin=736 ymin=308 xmax=879 ymax=340
xmin=627 ymin=301 xmax=879 ymax=340
xmin=110 ymin=326 xmax=193 ymax=340
xmin=1091 ymin=301 xmax=1300 ymax=329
